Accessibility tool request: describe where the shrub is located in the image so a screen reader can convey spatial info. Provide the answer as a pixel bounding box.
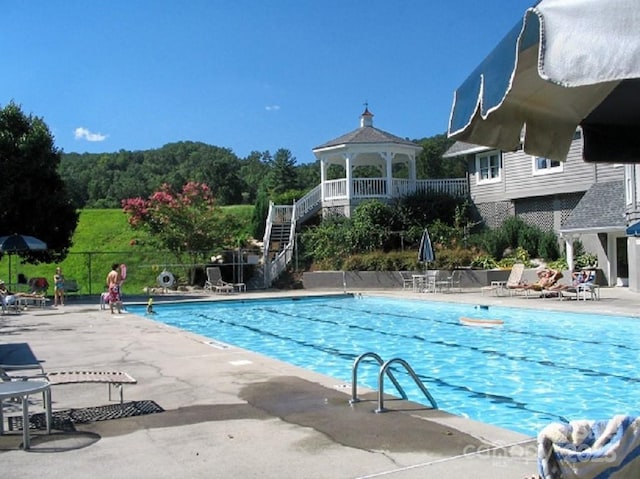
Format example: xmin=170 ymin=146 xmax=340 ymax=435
xmin=351 ymin=200 xmax=394 ymax=252
xmin=434 ymin=246 xmax=480 ymax=269
xmin=518 ymin=225 xmax=541 ymax=257
xmin=478 ymin=229 xmax=509 ymax=259
xmin=470 ymin=254 xmax=499 ymax=269
xmin=538 ymin=230 xmax=560 ymax=260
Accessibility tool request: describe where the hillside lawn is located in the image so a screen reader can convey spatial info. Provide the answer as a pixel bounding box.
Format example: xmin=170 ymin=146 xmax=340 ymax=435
xmin=0 ymin=206 xmax=254 ymax=297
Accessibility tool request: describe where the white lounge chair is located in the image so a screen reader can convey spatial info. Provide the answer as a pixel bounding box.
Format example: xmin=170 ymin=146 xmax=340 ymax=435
xmin=481 ymin=263 xmax=526 ymax=296
xmin=204 ymin=267 xmax=234 ymax=294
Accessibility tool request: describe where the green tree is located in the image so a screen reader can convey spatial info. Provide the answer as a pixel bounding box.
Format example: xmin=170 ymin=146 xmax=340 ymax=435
xmin=122 ymin=182 xmax=238 ymax=282
xmin=251 ymin=187 xmax=270 ymax=240
xmin=266 ymin=148 xmax=298 ymax=194
xmin=350 ymin=200 xmax=394 ymax=252
xmin=240 ymin=151 xmax=271 ymax=203
xmin=415 ymin=133 xmax=464 ymax=178
xmin=0 ymin=102 xmax=78 ymax=264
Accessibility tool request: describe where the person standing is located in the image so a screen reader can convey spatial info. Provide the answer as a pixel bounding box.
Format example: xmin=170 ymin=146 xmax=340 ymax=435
xmin=106 ymin=263 xmax=123 ymax=314
xmin=53 ymin=267 xmax=65 ymax=307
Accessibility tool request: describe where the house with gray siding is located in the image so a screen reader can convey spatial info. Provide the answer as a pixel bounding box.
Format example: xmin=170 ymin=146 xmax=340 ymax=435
xmin=444 ymin=132 xmax=626 ymax=287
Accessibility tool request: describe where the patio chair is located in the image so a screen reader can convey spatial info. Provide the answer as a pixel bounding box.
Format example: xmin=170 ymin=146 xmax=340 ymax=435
xmin=204 ymin=267 xmax=233 ymax=294
xmin=398 ymin=271 xmax=414 ymax=290
xmin=433 ymin=270 xmax=453 ymax=292
xmin=447 ymin=270 xmax=462 ymax=292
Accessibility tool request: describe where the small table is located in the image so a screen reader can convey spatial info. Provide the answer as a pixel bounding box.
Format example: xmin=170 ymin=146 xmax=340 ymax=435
xmin=0 ymin=381 xmax=51 ymax=449
xmin=482 ymin=281 xmax=507 ymax=296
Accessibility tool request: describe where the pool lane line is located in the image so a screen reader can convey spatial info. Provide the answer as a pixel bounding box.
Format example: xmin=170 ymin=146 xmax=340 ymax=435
xmin=250 ymin=306 xmax=640 ymax=386
xmin=322 ymin=303 xmax=640 ymax=352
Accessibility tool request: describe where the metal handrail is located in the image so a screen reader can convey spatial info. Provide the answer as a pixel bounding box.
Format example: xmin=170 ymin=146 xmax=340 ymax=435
xmin=349 ymin=352 xmax=407 ymax=404
xmin=375 ymin=357 xmax=438 ymax=413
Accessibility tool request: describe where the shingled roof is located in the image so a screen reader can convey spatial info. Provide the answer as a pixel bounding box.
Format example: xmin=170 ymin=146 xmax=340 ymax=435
xmin=561 ymin=180 xmax=626 ymax=233
xmin=313 ymin=109 xmax=419 ymax=151
xmin=313 ymin=126 xmax=418 ymax=150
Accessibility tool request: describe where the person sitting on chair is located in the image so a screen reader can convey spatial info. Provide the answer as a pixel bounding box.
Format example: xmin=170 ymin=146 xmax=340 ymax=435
xmin=521 ymin=269 xmax=563 ymax=291
xmin=0 ymin=280 xmax=17 ymax=307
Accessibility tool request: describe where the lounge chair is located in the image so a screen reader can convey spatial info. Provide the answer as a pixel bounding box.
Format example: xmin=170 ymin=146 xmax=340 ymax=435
xmin=204 ymin=267 xmax=234 ymax=294
xmin=481 ymin=263 xmax=526 ymax=296
xmin=0 ymin=342 xmax=136 ymax=404
xmin=555 ymin=269 xmax=600 ymax=301
xmin=511 ymin=268 xmax=562 ymax=297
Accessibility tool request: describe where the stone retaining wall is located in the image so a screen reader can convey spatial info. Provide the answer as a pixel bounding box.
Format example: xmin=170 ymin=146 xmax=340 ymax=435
xmin=302 ymin=269 xmax=512 ymax=290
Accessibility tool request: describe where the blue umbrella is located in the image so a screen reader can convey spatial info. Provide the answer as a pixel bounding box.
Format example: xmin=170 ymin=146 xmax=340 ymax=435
xmin=448 ymin=0 xmax=640 ymax=163
xmin=418 ymin=228 xmax=435 ymax=265
xmin=0 ymin=234 xmax=47 ymax=287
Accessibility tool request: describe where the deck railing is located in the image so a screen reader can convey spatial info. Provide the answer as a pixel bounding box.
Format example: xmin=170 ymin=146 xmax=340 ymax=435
xmin=322 ymin=177 xmax=467 ymax=201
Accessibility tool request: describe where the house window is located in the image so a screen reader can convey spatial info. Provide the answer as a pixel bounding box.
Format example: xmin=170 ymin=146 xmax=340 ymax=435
xmin=476 ymin=151 xmax=501 ymax=184
xmin=532 ymin=156 xmax=563 ymax=175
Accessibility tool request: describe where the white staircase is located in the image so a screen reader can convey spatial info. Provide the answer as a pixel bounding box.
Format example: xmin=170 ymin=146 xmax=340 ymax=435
xmin=262 ymin=185 xmax=322 ymax=287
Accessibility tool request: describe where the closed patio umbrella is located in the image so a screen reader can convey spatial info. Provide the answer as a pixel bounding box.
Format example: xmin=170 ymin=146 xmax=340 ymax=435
xmin=448 ymin=0 xmax=640 ymax=163
xmin=418 ymin=228 xmax=435 ymax=266
xmin=0 ymin=234 xmax=47 ymax=287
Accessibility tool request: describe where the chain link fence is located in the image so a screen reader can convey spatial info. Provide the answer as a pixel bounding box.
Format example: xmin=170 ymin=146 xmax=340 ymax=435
xmin=2 ymin=248 xmax=263 ymax=296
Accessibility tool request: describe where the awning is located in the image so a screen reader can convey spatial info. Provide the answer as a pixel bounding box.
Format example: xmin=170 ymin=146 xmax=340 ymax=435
xmin=448 ymin=0 xmax=640 ymax=163
xmin=626 ymin=222 xmax=640 ymax=237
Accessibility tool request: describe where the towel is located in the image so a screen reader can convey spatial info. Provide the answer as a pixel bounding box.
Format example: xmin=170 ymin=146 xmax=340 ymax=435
xmin=538 ymin=415 xmax=640 ymax=478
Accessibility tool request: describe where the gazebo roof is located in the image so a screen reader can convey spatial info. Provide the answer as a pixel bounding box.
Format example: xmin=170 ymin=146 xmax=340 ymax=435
xmin=313 ymin=109 xmax=420 ymax=151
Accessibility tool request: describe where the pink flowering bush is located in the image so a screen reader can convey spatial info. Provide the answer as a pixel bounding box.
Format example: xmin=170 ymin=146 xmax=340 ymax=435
xmin=122 ymin=182 xmax=238 ymax=276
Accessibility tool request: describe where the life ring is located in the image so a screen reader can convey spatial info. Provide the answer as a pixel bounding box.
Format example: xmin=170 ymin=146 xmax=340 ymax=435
xmin=120 ymin=263 xmax=127 ymax=281
xmin=459 ymin=317 xmax=504 ymax=328
xmin=157 ymin=270 xmax=175 ymax=288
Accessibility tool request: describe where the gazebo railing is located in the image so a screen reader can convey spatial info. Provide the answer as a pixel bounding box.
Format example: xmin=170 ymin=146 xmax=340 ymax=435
xmin=322 ymin=177 xmax=468 ymax=201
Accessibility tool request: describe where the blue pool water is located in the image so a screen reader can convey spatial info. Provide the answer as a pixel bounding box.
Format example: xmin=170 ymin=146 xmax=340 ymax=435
xmin=128 ymin=295 xmax=640 ymax=436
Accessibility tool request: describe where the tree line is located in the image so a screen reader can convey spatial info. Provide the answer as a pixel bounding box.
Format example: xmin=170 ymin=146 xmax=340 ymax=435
xmin=60 ymin=136 xmax=465 ymax=209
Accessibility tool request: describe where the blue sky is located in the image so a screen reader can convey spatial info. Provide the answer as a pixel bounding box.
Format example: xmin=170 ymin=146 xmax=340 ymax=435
xmin=2 ymin=1 xmax=534 ymax=163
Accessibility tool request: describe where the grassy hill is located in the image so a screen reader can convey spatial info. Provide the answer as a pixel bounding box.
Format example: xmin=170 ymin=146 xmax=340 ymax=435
xmin=0 ymin=206 xmax=254 ymax=297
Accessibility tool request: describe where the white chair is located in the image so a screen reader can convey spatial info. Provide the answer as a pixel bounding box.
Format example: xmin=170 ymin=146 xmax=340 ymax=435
xmin=398 ymin=271 xmax=414 ymax=290
xmin=204 ymin=267 xmax=233 ymax=294
xmin=448 ymin=270 xmax=462 ymax=292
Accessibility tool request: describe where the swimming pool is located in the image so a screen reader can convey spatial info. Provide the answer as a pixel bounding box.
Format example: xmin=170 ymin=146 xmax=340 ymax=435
xmin=128 ymin=295 xmax=640 ymax=436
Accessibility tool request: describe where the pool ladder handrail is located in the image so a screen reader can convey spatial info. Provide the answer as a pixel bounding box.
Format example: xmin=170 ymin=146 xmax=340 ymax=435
xmin=349 ymin=352 xmax=438 ymax=413
xmin=376 ymin=357 xmax=437 ymax=413
xmin=349 ymin=352 xmax=407 ymax=404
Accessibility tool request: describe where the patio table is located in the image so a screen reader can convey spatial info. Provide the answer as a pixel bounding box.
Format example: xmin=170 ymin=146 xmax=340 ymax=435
xmin=0 ymin=380 xmax=51 ymax=449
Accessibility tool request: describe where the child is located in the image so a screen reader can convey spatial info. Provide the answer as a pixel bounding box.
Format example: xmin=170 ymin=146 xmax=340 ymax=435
xmin=146 ymin=297 xmax=155 ymax=314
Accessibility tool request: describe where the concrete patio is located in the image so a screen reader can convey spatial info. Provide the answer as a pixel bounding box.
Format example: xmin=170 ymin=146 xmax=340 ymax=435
xmin=1 ymin=285 xmax=638 ymax=478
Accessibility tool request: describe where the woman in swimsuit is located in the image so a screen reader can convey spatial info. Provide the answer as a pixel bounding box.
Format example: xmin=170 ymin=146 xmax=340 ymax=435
xmin=53 ymin=267 xmax=65 ymax=306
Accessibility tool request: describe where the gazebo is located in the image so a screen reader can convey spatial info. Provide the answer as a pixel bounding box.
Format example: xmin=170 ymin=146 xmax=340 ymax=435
xmin=312 ymin=108 xmax=444 ymax=217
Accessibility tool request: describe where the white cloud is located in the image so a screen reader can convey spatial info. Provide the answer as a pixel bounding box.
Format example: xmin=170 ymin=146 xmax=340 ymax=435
xmin=74 ymin=127 xmax=108 ymax=142
xmin=265 ymin=105 xmax=280 ymax=111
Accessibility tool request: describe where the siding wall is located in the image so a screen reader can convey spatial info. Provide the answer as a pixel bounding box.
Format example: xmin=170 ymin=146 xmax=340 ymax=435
xmin=468 ymin=138 xmax=624 ymax=204
xmin=467 ymin=135 xmax=624 ymax=232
